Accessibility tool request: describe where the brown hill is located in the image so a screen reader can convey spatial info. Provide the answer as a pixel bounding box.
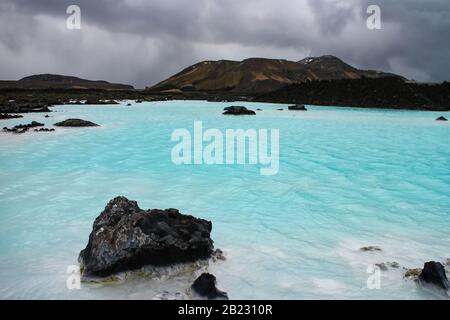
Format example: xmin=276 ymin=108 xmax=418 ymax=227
xmin=150 ymin=55 xmax=404 ymax=94
xmin=0 ymin=74 xmax=133 ymax=90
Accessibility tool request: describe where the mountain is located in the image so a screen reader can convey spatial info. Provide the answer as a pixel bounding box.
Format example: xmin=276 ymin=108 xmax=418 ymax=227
xmin=150 ymin=55 xmax=404 ymax=94
xmin=0 ymin=74 xmax=134 ymax=90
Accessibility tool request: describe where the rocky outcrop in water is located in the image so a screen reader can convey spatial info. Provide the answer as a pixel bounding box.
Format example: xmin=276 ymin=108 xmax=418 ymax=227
xmin=360 ymin=246 xmax=382 ymax=252
xmin=223 ymin=106 xmax=256 ymax=115
xmin=436 ymin=116 xmax=448 ymax=121
xmin=418 ymin=261 xmax=450 ymax=295
xmin=54 ymin=118 xmax=99 ymax=127
xmin=2 ymin=121 xmax=44 ymax=133
xmin=34 ymin=128 xmax=55 ymax=132
xmin=191 ymin=273 xmax=228 ymax=300
xmin=288 ymin=104 xmax=307 ymax=111
xmin=375 ymin=262 xmax=400 ymax=271
xmin=79 ymin=196 xmax=214 ymax=277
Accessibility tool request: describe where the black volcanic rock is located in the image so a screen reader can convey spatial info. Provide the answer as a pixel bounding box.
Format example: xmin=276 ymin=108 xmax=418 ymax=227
xmin=418 ymin=261 xmax=450 ymax=294
xmin=288 ymin=104 xmax=307 ymax=111
xmin=191 ymin=273 xmax=228 ymax=300
xmin=54 ymin=119 xmax=99 ymax=127
xmin=257 ymin=77 xmax=450 ymax=111
xmin=0 ymin=113 xmax=23 ymax=120
xmin=436 ymin=116 xmax=448 ymax=121
xmin=3 ymin=121 xmax=44 ymax=133
xmin=79 ymin=196 xmax=214 ymax=277
xmin=34 ymin=128 xmax=55 ymax=132
xmin=223 ymin=106 xmax=256 ymax=115
xmin=85 ymin=99 xmax=119 ymax=105
xmin=0 ymin=103 xmax=51 ymax=114
xmin=360 ymin=246 xmax=382 ymax=252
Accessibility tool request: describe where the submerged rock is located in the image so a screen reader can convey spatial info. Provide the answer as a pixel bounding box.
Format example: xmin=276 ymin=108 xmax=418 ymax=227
xmin=191 ymin=273 xmax=228 ymax=300
xmin=153 ymin=291 xmax=187 ymax=300
xmin=375 ymin=261 xmax=400 ymax=271
xmin=223 ymin=106 xmax=256 ymax=115
xmin=360 ymin=246 xmax=382 ymax=252
xmin=211 ymin=248 xmax=226 ymax=262
xmin=404 ymin=268 xmax=422 ymax=279
xmin=54 ymin=118 xmax=99 ymax=127
xmin=375 ymin=263 xmax=388 ymax=271
xmin=79 ymin=196 xmax=214 ymax=277
xmin=436 ymin=116 xmax=448 ymax=121
xmin=288 ymin=104 xmax=307 ymax=111
xmin=418 ymin=261 xmax=450 ymax=294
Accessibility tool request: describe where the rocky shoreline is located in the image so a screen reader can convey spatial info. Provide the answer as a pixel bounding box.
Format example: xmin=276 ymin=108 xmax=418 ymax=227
xmin=75 ymin=197 xmax=450 ymax=300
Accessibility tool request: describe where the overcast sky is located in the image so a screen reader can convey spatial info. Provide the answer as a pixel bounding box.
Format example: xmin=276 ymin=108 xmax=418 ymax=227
xmin=0 ymin=0 xmax=449 ymax=88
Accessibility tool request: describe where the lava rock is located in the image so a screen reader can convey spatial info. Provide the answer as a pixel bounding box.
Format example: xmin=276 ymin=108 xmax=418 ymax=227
xmin=404 ymin=268 xmax=422 ymax=279
xmin=288 ymin=104 xmax=307 ymax=111
xmin=2 ymin=121 xmax=44 ymax=133
xmin=418 ymin=261 xmax=450 ymax=293
xmin=211 ymin=248 xmax=226 ymax=262
xmin=0 ymin=113 xmax=23 ymax=120
xmin=85 ymin=99 xmax=119 ymax=105
xmin=375 ymin=261 xmax=400 ymax=271
xmin=223 ymin=106 xmax=256 ymax=115
xmin=34 ymin=128 xmax=55 ymax=132
xmin=375 ymin=263 xmax=388 ymax=271
xmin=191 ymin=273 xmax=228 ymax=300
xmin=436 ymin=116 xmax=448 ymax=121
xmin=54 ymin=118 xmax=99 ymax=127
xmin=79 ymin=196 xmax=214 ymax=277
xmin=360 ymin=246 xmax=382 ymax=252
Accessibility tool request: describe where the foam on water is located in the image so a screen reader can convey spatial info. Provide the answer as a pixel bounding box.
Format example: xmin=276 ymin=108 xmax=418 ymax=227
xmin=0 ymin=101 xmax=449 ymax=299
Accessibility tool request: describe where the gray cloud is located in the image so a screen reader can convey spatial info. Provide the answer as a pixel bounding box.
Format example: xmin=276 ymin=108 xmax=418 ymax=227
xmin=0 ymin=0 xmax=449 ymax=88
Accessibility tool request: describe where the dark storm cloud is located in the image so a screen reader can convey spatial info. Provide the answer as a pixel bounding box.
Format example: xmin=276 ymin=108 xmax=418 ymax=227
xmin=0 ymin=0 xmax=449 ymax=87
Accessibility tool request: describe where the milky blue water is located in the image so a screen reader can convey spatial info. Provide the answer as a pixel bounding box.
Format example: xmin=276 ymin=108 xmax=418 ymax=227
xmin=0 ymin=101 xmax=449 ymax=299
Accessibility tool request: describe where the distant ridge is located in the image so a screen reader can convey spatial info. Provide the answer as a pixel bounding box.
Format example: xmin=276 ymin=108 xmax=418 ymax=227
xmin=150 ymin=55 xmax=405 ymax=94
xmin=0 ymin=74 xmax=134 ymax=90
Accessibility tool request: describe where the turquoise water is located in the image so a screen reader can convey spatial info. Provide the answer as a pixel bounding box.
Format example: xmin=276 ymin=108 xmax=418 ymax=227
xmin=0 ymin=101 xmax=449 ymax=299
